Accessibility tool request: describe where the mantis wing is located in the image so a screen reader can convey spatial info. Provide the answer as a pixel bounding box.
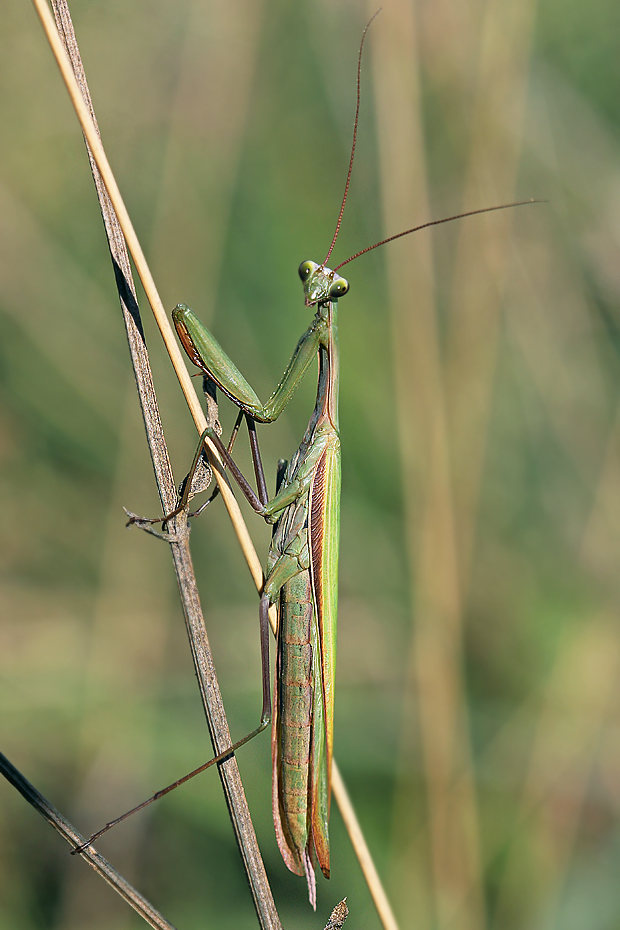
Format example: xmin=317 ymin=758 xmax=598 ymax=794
xmin=308 ymin=432 xmax=340 ymax=876
xmin=271 ymin=430 xmax=340 ymax=884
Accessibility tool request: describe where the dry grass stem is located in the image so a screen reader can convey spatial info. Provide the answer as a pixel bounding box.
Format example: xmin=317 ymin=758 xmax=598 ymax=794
xmin=29 ymin=0 xmax=395 ymax=925
xmin=0 ymin=753 xmax=177 ymax=930
xmin=323 ymin=898 xmax=349 ymax=930
xmin=35 ymin=1 xmax=281 ymax=926
xmin=332 ymin=762 xmax=399 ymax=930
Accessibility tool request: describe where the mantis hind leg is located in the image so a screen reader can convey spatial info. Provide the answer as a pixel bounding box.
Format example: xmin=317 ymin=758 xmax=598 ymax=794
xmin=72 ymin=549 xmax=303 ymax=854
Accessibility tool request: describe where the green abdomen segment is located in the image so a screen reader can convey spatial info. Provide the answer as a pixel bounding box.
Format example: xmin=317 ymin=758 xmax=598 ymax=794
xmin=272 ymin=571 xmax=315 ymax=875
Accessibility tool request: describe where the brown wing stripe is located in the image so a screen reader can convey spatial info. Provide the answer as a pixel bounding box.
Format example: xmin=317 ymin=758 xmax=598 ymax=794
xmin=309 ymin=449 xmax=328 ymax=616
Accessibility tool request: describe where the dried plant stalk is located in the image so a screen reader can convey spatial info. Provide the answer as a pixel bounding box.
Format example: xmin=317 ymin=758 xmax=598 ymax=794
xmin=0 ymin=753 xmax=177 ymax=930
xmin=29 ymin=1 xmax=398 ymax=927
xmin=31 ymin=0 xmax=281 ymax=927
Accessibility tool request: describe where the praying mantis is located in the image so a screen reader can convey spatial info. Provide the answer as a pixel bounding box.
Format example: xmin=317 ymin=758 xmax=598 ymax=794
xmin=74 ymin=14 xmax=539 ymax=908
xmin=166 ymin=127 xmax=536 ymax=916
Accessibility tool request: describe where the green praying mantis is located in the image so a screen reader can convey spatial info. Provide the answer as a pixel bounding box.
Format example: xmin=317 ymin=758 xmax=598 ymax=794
xmin=75 ymin=15 xmax=539 ymax=908
xmin=172 ymin=258 xmax=344 ymax=906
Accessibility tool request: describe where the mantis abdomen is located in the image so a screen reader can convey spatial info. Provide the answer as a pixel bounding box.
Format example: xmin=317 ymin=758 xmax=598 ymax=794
xmin=273 ymin=571 xmax=315 ymax=873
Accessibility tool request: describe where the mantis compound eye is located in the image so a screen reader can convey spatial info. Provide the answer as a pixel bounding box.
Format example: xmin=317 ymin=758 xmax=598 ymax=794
xmin=328 ymin=276 xmax=349 ymax=299
xmin=298 ymin=260 xmax=317 ymax=282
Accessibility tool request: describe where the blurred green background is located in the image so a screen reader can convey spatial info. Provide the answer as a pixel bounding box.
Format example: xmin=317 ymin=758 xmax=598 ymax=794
xmin=2 ymin=0 xmax=620 ymax=927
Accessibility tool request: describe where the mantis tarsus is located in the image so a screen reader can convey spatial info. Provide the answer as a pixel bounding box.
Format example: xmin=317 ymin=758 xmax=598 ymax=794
xmin=75 ymin=13 xmax=540 ymax=908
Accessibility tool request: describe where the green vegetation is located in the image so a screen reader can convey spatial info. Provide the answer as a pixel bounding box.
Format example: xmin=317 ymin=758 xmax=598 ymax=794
xmin=1 ymin=0 xmax=620 ymax=927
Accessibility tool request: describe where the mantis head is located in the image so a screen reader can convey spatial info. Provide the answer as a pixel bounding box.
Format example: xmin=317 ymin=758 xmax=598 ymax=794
xmin=299 ymin=261 xmax=349 ymax=307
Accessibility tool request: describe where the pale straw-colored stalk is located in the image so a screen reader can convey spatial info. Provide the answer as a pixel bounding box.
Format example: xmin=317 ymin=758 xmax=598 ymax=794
xmin=31 ymin=1 xmax=396 ymax=925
